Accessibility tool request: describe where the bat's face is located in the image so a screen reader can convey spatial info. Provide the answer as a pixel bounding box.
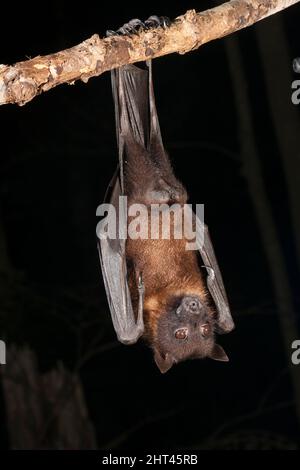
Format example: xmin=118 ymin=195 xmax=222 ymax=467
xmin=153 ymin=295 xmax=229 ymax=373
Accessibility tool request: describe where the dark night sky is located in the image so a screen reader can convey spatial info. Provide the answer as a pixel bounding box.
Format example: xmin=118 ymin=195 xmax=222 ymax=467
xmin=0 ymin=0 xmax=300 ymax=450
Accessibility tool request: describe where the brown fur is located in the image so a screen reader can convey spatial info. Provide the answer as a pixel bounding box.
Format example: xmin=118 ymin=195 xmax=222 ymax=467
xmin=126 ymin=200 xmax=209 ymax=343
xmin=108 ymin=63 xmax=231 ymax=372
xmin=122 ymin=141 xmax=228 ymax=372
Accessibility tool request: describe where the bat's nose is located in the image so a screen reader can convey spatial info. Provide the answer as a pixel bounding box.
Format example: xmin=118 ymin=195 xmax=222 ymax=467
xmin=176 ymin=296 xmax=202 ymax=315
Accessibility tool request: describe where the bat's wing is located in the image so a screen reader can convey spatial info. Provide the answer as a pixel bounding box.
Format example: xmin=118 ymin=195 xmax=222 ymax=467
xmin=98 ymin=63 xmax=154 ymax=344
xmin=112 ymin=61 xmax=166 ymax=162
xmin=111 ymin=63 xmax=153 ymax=171
xmin=98 ymin=177 xmax=145 ymax=345
xmin=147 ymin=60 xmax=165 ymax=155
xmin=195 ymin=215 xmax=235 ymax=334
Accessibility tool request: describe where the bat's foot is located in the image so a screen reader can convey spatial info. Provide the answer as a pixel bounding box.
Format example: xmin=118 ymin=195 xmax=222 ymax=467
xmin=144 ymin=16 xmax=170 ymax=29
xmin=106 ymin=15 xmax=170 ymax=37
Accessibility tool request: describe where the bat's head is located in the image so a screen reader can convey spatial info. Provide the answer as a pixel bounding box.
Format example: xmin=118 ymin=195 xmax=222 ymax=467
xmin=152 ymin=295 xmax=229 ymax=373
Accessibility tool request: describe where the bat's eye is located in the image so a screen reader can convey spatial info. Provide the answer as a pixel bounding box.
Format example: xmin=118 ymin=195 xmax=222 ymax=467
xmin=200 ymin=323 xmax=211 ymax=337
xmin=174 ymin=328 xmax=188 ymax=340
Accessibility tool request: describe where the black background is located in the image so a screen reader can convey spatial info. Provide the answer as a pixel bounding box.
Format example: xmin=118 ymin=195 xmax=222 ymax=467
xmin=0 ymin=0 xmax=300 ymax=450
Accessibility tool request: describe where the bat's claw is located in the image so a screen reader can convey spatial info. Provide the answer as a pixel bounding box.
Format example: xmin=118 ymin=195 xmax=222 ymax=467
xmin=145 ymin=15 xmax=171 ymax=29
xmin=106 ymin=19 xmax=145 ymax=37
xmin=118 ymin=19 xmax=146 ymax=35
xmin=106 ymin=15 xmax=170 ymax=37
xmin=106 ymin=29 xmax=117 ymax=37
xmin=202 ymin=265 xmax=216 ymax=280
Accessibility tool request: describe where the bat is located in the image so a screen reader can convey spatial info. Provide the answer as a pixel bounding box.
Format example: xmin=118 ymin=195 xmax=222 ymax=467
xmin=98 ymin=19 xmax=234 ymax=373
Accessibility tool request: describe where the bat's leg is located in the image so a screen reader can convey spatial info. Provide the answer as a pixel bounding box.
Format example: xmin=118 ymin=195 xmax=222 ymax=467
xmin=106 ymin=16 xmax=170 ymax=37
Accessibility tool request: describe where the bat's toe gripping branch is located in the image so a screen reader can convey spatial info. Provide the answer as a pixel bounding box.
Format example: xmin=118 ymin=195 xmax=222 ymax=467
xmin=145 ymin=15 xmax=171 ymax=29
xmin=106 ymin=15 xmax=170 ymax=37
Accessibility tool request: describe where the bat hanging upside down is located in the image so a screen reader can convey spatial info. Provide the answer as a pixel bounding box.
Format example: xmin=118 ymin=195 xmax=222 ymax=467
xmin=98 ymin=17 xmax=234 ymax=373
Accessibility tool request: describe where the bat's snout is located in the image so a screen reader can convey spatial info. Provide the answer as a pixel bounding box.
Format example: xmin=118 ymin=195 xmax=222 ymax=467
xmin=176 ymin=296 xmax=203 ymax=316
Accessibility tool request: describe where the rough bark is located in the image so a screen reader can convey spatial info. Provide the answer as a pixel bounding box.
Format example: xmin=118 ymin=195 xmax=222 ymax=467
xmin=0 ymin=0 xmax=299 ymax=106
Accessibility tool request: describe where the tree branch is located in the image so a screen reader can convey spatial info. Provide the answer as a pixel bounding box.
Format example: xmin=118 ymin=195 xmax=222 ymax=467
xmin=0 ymin=0 xmax=299 ymax=106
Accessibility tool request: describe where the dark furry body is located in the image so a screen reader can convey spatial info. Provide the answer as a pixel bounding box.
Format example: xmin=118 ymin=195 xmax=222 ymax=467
xmin=124 ymin=140 xmax=223 ymax=372
xmin=103 ymin=26 xmax=231 ymax=370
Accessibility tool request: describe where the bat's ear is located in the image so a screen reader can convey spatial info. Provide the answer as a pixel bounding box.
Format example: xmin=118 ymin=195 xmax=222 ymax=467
xmin=209 ymin=344 xmax=229 ymax=362
xmin=154 ymin=350 xmax=175 ymax=374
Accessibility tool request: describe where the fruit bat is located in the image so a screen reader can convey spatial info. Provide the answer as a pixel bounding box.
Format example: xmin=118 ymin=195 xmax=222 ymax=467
xmin=98 ymin=43 xmax=234 ymax=373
